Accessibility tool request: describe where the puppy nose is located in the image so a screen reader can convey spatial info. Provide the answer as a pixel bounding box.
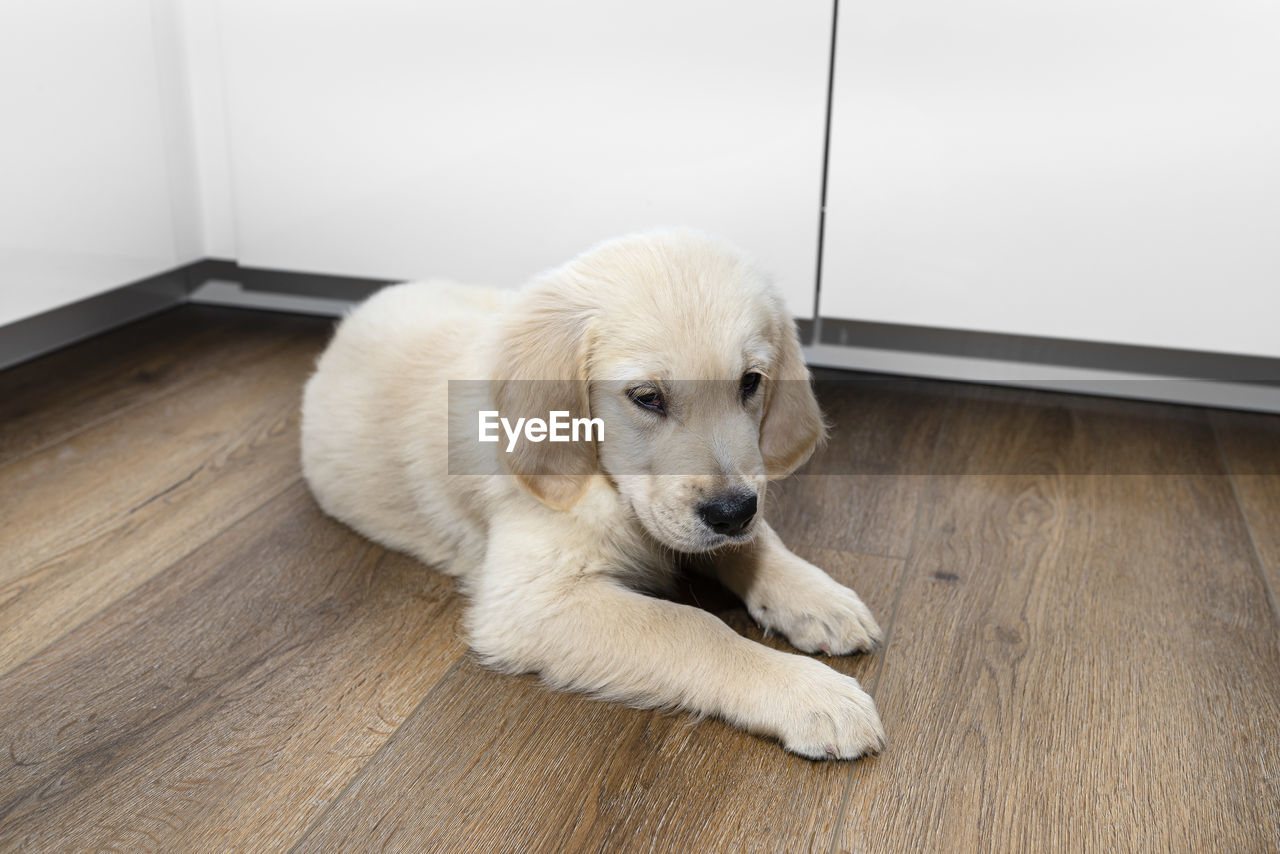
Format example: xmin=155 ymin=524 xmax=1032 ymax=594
xmin=698 ymin=490 xmax=758 ymax=536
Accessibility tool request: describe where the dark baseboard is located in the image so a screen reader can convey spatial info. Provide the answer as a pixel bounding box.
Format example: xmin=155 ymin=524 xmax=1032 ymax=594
xmin=5 ymin=258 xmax=1278 ymax=412
xmin=0 ymin=267 xmax=190 ymax=372
xmin=814 ymin=317 xmax=1279 ymax=387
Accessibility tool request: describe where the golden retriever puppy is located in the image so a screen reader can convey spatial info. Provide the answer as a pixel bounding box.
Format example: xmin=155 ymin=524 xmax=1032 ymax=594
xmin=301 ymin=231 xmax=885 ymax=759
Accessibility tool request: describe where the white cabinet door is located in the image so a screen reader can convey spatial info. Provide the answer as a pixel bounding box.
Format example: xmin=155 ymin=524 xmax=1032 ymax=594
xmin=216 ymin=1 xmax=830 ymax=317
xmin=820 ymin=0 xmax=1280 ymax=357
xmin=0 ymin=1 xmax=197 ymax=327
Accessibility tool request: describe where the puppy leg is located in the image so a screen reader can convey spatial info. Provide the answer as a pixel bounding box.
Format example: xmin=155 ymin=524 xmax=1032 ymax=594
xmin=707 ymin=523 xmax=883 ymax=656
xmin=466 ymin=563 xmax=884 ymax=760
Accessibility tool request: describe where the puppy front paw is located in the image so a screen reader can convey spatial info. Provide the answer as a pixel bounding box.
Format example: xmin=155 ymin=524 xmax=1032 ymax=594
xmin=746 ymin=564 xmax=883 ymax=656
xmin=765 ymin=657 xmax=885 ymax=760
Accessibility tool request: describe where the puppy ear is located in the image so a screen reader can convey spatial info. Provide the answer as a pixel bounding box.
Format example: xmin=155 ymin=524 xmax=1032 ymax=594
xmin=492 ymin=287 xmax=597 ymax=510
xmin=761 ymin=312 xmax=826 ymax=478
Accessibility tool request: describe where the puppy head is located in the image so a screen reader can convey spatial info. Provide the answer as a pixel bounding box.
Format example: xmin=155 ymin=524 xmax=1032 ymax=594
xmin=495 ymin=231 xmax=824 ymax=552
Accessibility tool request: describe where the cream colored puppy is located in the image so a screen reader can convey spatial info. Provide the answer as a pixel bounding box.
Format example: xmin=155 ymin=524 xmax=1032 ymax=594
xmin=301 ymin=231 xmax=885 ymax=759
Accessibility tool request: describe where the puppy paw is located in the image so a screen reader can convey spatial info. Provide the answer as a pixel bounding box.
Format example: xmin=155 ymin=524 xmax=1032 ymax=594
xmin=765 ymin=657 xmax=885 ymax=760
xmin=746 ymin=563 xmax=882 ymax=656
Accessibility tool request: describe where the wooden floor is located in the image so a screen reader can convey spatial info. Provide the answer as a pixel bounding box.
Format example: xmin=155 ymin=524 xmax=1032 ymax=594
xmin=2 ymin=306 xmax=1278 ymax=852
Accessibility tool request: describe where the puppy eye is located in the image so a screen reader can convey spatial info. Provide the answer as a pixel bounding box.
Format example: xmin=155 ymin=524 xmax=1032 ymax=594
xmin=740 ymin=371 xmax=762 ymax=401
xmin=629 ymin=387 xmax=666 ymax=415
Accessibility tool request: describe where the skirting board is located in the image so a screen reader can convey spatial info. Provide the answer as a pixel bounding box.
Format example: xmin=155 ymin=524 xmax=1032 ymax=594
xmin=187 ymin=279 xmax=357 ymax=317
xmin=805 ymin=316 xmax=1280 ymax=413
xmin=0 ymin=268 xmax=188 ymax=372
xmin=189 ymin=270 xmax=1280 ymax=414
xmin=803 ymin=342 xmax=1280 ymax=414
xmin=6 ymin=259 xmax=1279 ymax=414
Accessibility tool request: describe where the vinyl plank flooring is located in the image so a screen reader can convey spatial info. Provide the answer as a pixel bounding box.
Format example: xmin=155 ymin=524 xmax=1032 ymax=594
xmin=6 ymin=306 xmax=1279 ymax=852
xmin=0 ymin=324 xmax=329 ymax=673
xmin=292 ymin=549 xmax=904 ymax=854
xmin=0 ymin=306 xmax=332 ymax=468
xmin=1212 ymin=409 xmax=1280 ymax=613
xmin=0 ymin=482 xmax=467 ymax=852
xmin=768 ymin=372 xmax=951 ymax=558
xmin=834 ymin=388 xmax=1280 ymax=852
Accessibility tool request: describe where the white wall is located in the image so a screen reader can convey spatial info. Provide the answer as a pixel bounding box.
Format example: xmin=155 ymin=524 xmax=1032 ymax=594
xmin=4 ymin=0 xmax=1278 ymax=371
xmin=0 ymin=0 xmax=204 ymax=327
xmin=820 ymin=0 xmax=1280 ymax=358
xmin=213 ymin=0 xmax=831 ymax=317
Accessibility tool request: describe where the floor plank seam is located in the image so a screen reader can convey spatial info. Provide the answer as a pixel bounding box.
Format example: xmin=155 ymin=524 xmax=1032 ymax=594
xmin=284 ymin=654 xmax=469 ymax=853
xmin=823 ymin=395 xmax=956 ymax=854
xmin=0 ymin=475 xmax=306 ymax=683
xmin=1210 ymin=419 xmax=1280 ymax=626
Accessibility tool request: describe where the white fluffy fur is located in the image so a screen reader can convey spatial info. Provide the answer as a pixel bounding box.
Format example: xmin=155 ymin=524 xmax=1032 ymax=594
xmin=301 ymin=231 xmax=885 ymax=759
